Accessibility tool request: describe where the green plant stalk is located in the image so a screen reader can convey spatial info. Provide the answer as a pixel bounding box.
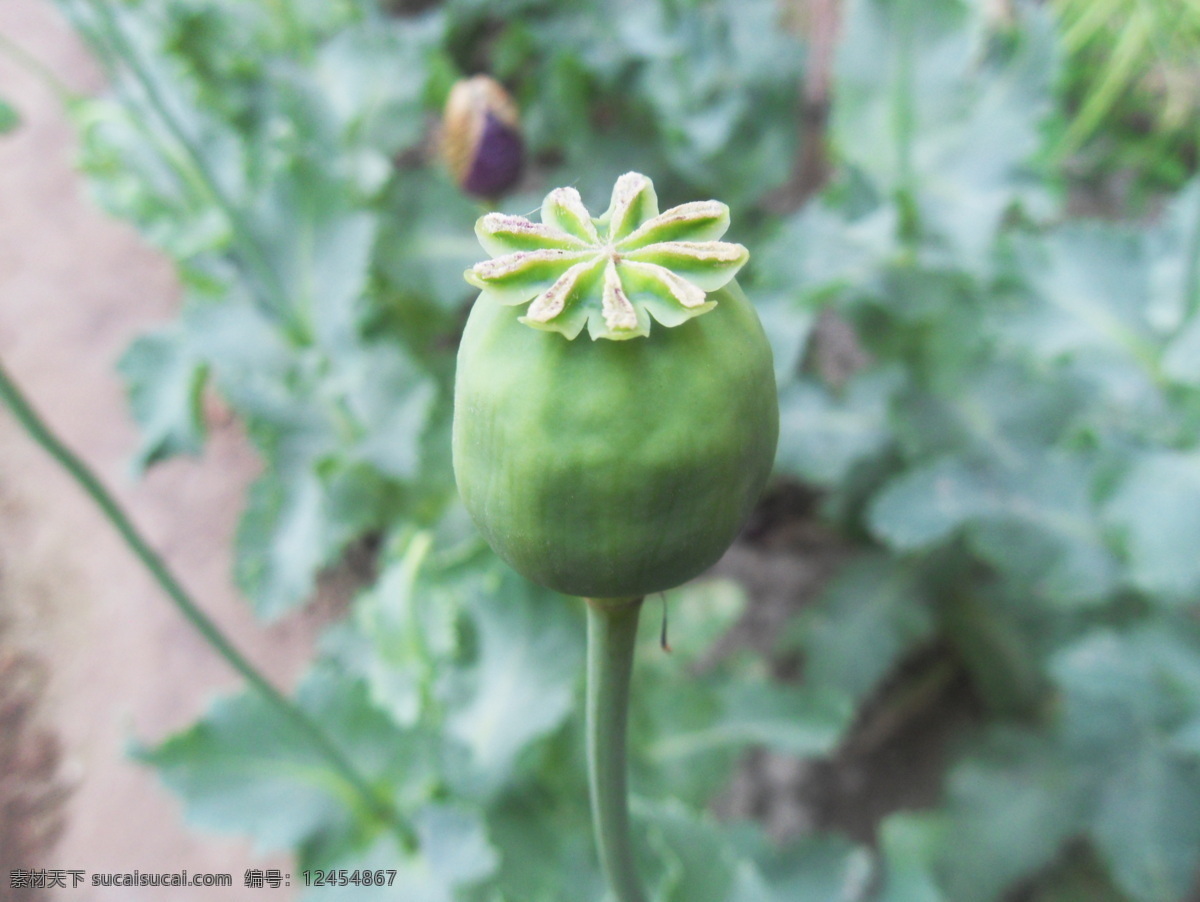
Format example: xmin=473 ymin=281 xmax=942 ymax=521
xmin=585 ymin=597 xmax=648 ymax=902
xmin=0 ymin=30 xmax=81 ymax=107
xmin=0 ymin=358 xmax=415 ymax=850
xmin=892 ymin=0 xmax=921 ymax=246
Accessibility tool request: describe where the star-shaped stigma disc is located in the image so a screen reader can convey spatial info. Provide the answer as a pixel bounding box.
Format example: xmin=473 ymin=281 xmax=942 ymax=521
xmin=464 ymin=172 xmax=749 ymax=340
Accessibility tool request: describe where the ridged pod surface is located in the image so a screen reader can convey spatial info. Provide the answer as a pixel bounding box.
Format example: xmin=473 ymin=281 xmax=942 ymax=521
xmin=452 ymin=173 xmax=778 ymax=598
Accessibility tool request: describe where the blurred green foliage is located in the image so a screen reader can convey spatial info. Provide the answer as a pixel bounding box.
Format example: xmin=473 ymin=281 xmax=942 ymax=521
xmin=55 ymin=0 xmax=1200 ymax=899
xmin=1051 ymin=0 xmax=1200 ymax=196
xmin=0 ymin=98 xmax=19 ymax=133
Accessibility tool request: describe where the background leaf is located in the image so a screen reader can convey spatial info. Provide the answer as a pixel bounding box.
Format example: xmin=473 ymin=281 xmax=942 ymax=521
xmin=138 ymin=665 xmax=425 ymax=854
xmin=0 ymin=98 xmax=20 ymax=133
xmin=445 ymin=568 xmax=584 ymax=789
xmin=795 ymin=554 xmax=934 ymax=703
xmin=1105 ymin=451 xmax=1200 ymax=601
xmin=117 ymin=326 xmax=208 ymax=469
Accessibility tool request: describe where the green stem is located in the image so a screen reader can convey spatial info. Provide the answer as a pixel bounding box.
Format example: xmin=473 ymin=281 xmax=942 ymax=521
xmin=585 ymin=597 xmax=648 ymax=902
xmin=0 ymin=358 xmax=414 ymax=850
xmin=0 ymin=30 xmax=81 ymax=107
xmin=892 ymin=0 xmax=921 ymax=247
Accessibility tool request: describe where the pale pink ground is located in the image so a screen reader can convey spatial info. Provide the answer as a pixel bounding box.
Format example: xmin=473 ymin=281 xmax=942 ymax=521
xmin=0 ymin=3 xmax=325 ymax=899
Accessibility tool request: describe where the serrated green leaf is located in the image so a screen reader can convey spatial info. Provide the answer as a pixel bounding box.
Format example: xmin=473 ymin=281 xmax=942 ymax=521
xmin=869 ymin=452 xmax=1118 ymax=604
xmin=236 ymin=463 xmax=392 ymax=618
xmin=63 ymin=0 xmax=251 ymax=262
xmin=414 ymin=803 xmax=498 ymax=887
xmin=377 ymin=174 xmax=484 ymax=311
xmin=1089 ymin=746 xmax=1200 ymax=902
xmin=182 ymin=297 xmax=332 ymax=466
xmin=1045 ymin=628 xmax=1200 ymax=902
xmin=633 ymin=585 xmax=852 ymax=805
xmin=1172 ymin=717 xmax=1200 ymax=756
xmin=1025 ymin=847 xmax=1131 ymax=902
xmin=72 ymin=93 xmax=231 ymax=262
xmin=118 ymin=327 xmax=208 ymax=470
xmin=1161 ymin=315 xmax=1200 ymax=386
xmin=477 ymin=784 xmax=603 ymax=902
xmin=1049 ymin=627 xmax=1200 ymax=759
xmin=775 ymin=369 xmax=899 ymax=487
xmin=644 ymin=681 xmax=851 ymax=763
xmin=641 ymin=800 xmax=871 ymax=902
xmin=138 ymin=665 xmax=422 ymax=854
xmin=753 ymin=295 xmax=817 ymax=384
xmin=912 ymin=7 xmax=1056 ymax=266
xmin=892 ymin=364 xmax=1084 ymax=462
xmin=876 ymin=813 xmax=946 ymax=902
xmin=798 ymin=554 xmax=934 ymax=703
xmin=340 ymin=344 xmax=437 ymax=481
xmin=631 ymin=582 xmax=756 ymax=806
xmin=755 ymin=202 xmax=898 ymax=308
xmin=834 ymin=0 xmax=971 ymax=192
xmin=939 ymin=729 xmax=1088 ymax=902
xmin=1008 ymin=226 xmax=1158 ymax=375
xmin=834 ymin=0 xmax=1054 ymax=267
xmin=754 ymin=832 xmax=873 ymax=902
xmin=250 ymin=162 xmax=378 ymax=347
xmin=869 ymin=457 xmax=985 ymax=549
xmin=1105 ymin=450 xmax=1200 ymax=601
xmin=446 ymin=568 xmax=584 ymax=788
xmin=355 ymin=532 xmax=456 ymax=726
xmin=629 ymin=0 xmax=802 ymax=208
xmin=643 ymin=801 xmax=777 ymax=902
xmin=315 ymin=16 xmax=443 ymax=157
xmin=1045 ymin=630 xmax=1200 ymax=900
xmin=1147 ymin=179 xmax=1200 ymax=336
xmin=302 ymin=833 xmax=463 ymax=902
xmin=235 ymin=471 xmax=328 ymax=617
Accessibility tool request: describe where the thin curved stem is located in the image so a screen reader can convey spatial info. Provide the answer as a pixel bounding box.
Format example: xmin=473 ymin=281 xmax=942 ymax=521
xmin=0 ymin=30 xmax=81 ymax=107
xmin=892 ymin=0 xmax=921 ymax=247
xmin=585 ymin=596 xmax=648 ymax=902
xmin=0 ymin=358 xmax=414 ymax=850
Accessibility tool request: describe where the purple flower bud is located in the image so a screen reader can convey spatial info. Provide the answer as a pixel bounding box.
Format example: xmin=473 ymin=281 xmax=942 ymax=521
xmin=441 ymin=76 xmax=524 ymax=199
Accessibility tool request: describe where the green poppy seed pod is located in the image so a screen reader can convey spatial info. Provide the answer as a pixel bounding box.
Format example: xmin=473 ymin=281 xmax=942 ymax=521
xmin=440 ymin=75 xmax=524 ymax=198
xmin=452 ymin=173 xmax=779 ymax=599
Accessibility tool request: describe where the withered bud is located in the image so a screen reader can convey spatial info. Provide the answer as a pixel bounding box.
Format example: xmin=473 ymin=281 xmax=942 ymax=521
xmin=440 ymin=75 xmax=524 ymax=199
